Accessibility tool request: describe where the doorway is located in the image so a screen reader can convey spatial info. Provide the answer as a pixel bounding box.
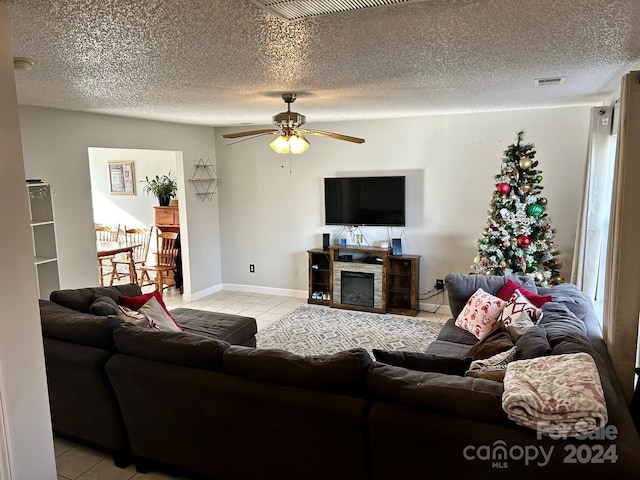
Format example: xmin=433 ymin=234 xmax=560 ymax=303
xmin=87 ymin=147 xmax=187 ymax=294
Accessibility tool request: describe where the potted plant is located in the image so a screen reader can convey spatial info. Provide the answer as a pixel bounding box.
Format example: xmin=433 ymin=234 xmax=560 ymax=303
xmin=141 ymin=173 xmax=177 ymax=206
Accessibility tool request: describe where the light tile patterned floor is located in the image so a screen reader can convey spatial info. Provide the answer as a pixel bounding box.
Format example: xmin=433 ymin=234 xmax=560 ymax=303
xmin=55 ymin=288 xmax=446 ymax=479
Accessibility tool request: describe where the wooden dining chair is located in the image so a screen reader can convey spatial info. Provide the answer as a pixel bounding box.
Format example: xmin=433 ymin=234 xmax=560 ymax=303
xmin=109 ymin=226 xmax=154 ymax=286
xmin=138 ymin=231 xmax=179 ymax=291
xmin=95 ymin=223 xmax=120 ymax=286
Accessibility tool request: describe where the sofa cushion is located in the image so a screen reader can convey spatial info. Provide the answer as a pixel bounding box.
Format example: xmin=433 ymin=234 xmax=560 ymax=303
xmin=50 ymin=284 xmax=142 ymax=313
xmin=515 ymin=325 xmax=551 ymax=360
xmin=40 ymin=299 xmax=122 ymax=350
xmin=466 ymin=321 xmax=514 ymax=360
xmin=372 ymin=349 xmax=472 ymax=375
xmin=113 ymin=323 xmax=230 ymax=371
xmin=445 ymin=273 xmax=536 ymax=319
xmin=496 ymin=278 xmax=552 ymax=308
xmin=455 ymin=288 xmax=506 ymax=340
xmin=497 ymin=289 xmax=542 ymax=325
xmin=367 ymin=363 xmax=508 ymax=424
xmin=425 ymin=339 xmax=477 ymax=358
xmin=538 ymin=283 xmax=592 ymax=320
xmin=434 ymin=318 xmax=478 ymax=345
xmin=172 ymin=308 xmax=257 ymax=345
xmin=538 ymin=302 xmax=591 ymax=355
xmin=223 ymin=346 xmax=372 ymax=395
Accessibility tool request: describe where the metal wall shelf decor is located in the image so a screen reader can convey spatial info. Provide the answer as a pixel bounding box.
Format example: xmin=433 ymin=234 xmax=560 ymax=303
xmin=190 ymin=158 xmax=218 ymax=201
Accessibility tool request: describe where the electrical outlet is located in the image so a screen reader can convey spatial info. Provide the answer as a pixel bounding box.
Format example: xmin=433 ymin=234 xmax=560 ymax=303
xmin=249 ymin=264 xmax=255 ymax=273
xmin=293 ymin=268 xmax=298 ymax=277
xmin=435 ymin=279 xmax=445 ymax=290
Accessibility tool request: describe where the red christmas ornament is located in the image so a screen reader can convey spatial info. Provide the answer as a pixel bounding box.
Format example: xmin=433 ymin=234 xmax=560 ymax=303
xmin=497 ymin=183 xmax=511 ymax=195
xmin=517 ymin=235 xmax=531 ymax=248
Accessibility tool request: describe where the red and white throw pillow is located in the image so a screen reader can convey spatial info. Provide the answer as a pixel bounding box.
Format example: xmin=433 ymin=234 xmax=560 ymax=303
xmin=498 ymin=289 xmax=542 ymax=326
xmin=117 ymin=305 xmax=149 ymax=327
xmin=455 ymin=288 xmax=506 ymax=340
xmin=496 ymin=279 xmax=552 ymax=308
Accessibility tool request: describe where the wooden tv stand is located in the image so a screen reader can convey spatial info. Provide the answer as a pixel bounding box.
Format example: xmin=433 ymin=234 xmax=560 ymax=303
xmin=307 ymin=245 xmax=420 ymax=316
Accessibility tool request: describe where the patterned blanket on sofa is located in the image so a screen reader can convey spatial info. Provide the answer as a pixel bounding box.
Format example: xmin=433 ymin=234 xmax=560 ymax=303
xmin=502 ymin=352 xmax=608 ymax=437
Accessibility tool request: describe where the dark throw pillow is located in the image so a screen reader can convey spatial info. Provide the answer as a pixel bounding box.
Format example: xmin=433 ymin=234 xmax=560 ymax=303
xmin=466 ymin=321 xmax=515 ymax=360
xmin=89 ymin=294 xmax=120 ymax=316
xmin=372 ymin=349 xmax=472 ymax=376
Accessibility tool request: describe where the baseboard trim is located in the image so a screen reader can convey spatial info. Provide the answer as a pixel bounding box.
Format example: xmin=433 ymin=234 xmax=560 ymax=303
xmin=188 ymin=284 xmax=223 ymax=302
xmin=222 ymin=283 xmax=308 ymax=299
xmin=419 ymin=302 xmax=451 ymax=316
xmin=190 ymin=284 xmax=451 ymax=313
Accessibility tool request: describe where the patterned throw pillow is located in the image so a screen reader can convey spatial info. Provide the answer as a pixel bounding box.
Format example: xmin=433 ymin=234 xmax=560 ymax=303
xmin=465 ymin=346 xmax=517 ymax=382
xmin=118 ymin=305 xmax=150 ymax=327
xmin=498 ymin=290 xmax=542 ymax=326
xmin=138 ymin=296 xmax=183 ymax=332
xmin=496 ymin=278 xmax=552 ymax=308
xmin=455 ymin=288 xmax=507 ymax=340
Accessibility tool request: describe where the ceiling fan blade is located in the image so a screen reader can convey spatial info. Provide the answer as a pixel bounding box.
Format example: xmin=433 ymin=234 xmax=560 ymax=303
xmin=224 ymin=132 xmax=278 ymax=146
xmin=222 ymin=129 xmax=279 ymax=139
xmin=298 ymin=128 xmax=365 ymax=144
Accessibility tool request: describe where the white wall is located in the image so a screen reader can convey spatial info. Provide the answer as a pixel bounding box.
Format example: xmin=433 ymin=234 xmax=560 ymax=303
xmin=17 ymin=103 xmax=590 ymax=304
xmin=19 ymin=107 xmax=221 ymax=298
xmin=0 ymin=4 xmax=56 ymax=478
xmin=216 ymin=106 xmax=591 ymax=297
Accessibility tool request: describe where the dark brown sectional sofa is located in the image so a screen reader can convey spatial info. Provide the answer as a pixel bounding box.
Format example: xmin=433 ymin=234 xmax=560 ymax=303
xmin=39 ymin=284 xmax=256 ymax=467
xmin=39 ymin=277 xmax=640 ymax=479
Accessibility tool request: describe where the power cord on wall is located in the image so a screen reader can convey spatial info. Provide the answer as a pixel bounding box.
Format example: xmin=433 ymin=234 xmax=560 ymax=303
xmin=419 ymin=280 xmax=446 ymax=313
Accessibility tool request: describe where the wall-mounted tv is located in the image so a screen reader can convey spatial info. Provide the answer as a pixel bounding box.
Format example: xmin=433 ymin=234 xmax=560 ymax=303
xmin=324 ymin=176 xmax=406 ymax=226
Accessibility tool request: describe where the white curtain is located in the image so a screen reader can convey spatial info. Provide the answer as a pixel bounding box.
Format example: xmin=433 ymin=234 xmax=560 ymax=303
xmin=571 ymin=107 xmax=613 ymax=300
xmin=603 ymin=71 xmax=640 ymax=403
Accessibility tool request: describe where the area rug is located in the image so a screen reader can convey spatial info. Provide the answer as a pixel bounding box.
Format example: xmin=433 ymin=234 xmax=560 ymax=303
xmin=256 ymin=304 xmax=444 ymax=356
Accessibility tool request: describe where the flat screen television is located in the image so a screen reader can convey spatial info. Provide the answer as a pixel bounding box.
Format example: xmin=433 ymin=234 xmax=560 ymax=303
xmin=324 ymin=176 xmax=406 ymax=226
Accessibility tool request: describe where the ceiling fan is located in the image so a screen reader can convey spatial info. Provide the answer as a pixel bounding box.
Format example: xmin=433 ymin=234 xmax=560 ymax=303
xmin=222 ymin=93 xmax=365 ymax=154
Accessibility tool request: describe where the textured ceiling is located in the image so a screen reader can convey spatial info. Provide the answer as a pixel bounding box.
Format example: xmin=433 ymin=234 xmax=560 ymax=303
xmin=7 ymin=0 xmax=640 ymax=127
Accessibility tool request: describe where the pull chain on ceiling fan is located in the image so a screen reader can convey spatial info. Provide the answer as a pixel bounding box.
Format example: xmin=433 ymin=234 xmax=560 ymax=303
xmin=222 ymin=93 xmax=365 ymax=154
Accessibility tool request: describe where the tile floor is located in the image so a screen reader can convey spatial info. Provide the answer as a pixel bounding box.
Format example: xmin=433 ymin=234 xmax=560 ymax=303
xmin=55 ymin=287 xmax=447 ymax=479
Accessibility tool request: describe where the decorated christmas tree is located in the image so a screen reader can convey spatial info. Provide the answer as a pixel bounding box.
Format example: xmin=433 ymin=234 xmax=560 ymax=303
xmin=472 ymin=131 xmax=563 ymax=286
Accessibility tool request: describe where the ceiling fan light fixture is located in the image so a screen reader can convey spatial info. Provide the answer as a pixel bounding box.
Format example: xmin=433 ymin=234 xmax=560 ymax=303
xmin=289 ymin=133 xmax=310 ymax=154
xmin=270 ymin=135 xmax=291 ymax=153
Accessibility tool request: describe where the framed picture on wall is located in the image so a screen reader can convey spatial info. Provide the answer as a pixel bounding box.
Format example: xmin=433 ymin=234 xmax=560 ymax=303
xmin=108 ymin=161 xmax=136 ymax=195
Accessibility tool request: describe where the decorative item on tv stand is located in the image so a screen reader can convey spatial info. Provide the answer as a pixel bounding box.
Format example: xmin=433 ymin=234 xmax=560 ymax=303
xmin=190 ymin=158 xmax=219 ymax=201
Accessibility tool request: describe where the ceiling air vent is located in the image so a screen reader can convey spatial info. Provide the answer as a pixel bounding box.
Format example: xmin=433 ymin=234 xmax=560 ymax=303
xmin=251 ymin=0 xmax=431 ymax=21
xmin=534 ymin=77 xmax=566 ymax=87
